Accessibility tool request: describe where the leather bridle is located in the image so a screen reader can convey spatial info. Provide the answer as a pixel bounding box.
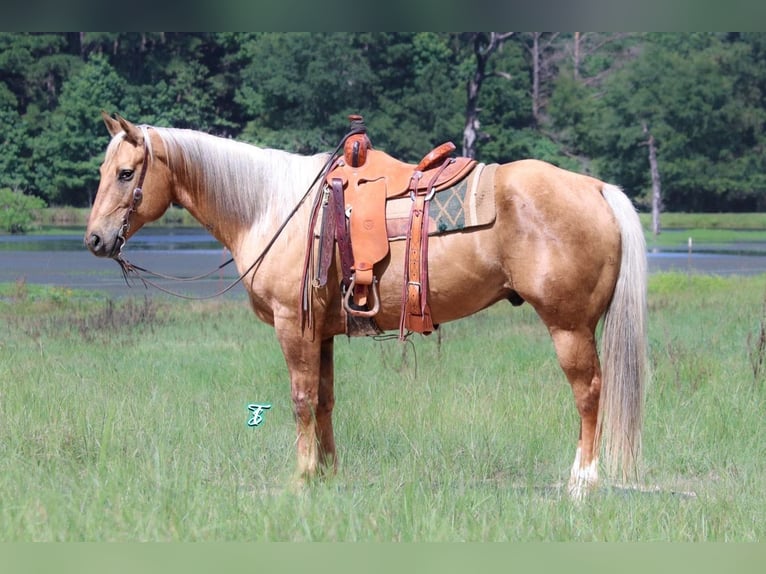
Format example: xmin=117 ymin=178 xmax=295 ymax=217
xmin=116 ymin=143 xmax=150 ymax=256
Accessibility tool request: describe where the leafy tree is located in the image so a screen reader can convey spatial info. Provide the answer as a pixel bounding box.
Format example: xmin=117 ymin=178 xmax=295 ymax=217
xmin=0 ymin=187 xmax=45 ymax=233
xmin=716 ymin=33 xmax=766 ymax=210
xmin=80 ymin=32 xmax=171 ymax=86
xmin=0 ymin=86 xmax=32 ymax=192
xmin=548 ymin=33 xmax=643 ymax=172
xmin=149 ymin=59 xmax=217 ymax=130
xmin=31 ymin=53 xmax=130 ymax=206
xmin=464 ymin=35 xmax=536 ymax=163
xmin=548 ymin=72 xmax=600 ymax=162
xmin=366 ymin=32 xmax=465 ymax=161
xmin=1 ymin=32 xmax=766 ymax=212
xmin=235 ymin=33 xmax=377 ymax=153
xmin=459 ymin=32 xmax=515 ymax=158
xmin=0 ymin=33 xmax=81 ymax=113
xmin=135 ymin=33 xmax=242 ymax=134
xmin=589 ymin=35 xmax=760 ymax=210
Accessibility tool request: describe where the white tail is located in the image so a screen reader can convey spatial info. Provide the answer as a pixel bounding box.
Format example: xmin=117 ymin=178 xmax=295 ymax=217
xmin=597 ymin=184 xmax=648 ymax=482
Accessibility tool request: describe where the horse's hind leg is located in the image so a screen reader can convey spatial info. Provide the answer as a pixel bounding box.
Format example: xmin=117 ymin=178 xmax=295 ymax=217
xmin=549 ymin=327 xmax=603 ymax=500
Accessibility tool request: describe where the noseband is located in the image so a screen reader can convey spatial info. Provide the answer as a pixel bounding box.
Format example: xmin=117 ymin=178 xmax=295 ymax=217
xmin=116 ymin=142 xmax=150 ymax=256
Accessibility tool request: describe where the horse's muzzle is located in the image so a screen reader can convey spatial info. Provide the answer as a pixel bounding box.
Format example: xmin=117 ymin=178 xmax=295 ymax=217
xmin=85 ymin=230 xmax=122 ymax=258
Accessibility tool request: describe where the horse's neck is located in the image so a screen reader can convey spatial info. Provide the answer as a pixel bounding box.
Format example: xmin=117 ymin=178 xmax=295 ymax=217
xmin=164 ymin=130 xmax=324 ymax=254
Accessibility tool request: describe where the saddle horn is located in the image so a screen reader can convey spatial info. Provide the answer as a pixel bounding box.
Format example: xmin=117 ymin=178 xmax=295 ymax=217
xmin=344 ymin=115 xmax=371 ymax=167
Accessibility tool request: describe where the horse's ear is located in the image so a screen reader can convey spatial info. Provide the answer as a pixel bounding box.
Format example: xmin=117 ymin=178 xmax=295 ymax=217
xmin=102 ymin=111 xmax=122 ymax=137
xmin=114 ymin=113 xmax=144 ymax=146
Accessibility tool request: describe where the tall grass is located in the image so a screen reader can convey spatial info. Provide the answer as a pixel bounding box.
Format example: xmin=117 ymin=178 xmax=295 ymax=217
xmin=0 ymin=274 xmax=764 ymax=541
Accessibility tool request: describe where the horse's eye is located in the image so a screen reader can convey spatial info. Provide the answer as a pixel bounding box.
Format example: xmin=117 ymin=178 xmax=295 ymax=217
xmin=118 ymin=169 xmax=134 ymax=182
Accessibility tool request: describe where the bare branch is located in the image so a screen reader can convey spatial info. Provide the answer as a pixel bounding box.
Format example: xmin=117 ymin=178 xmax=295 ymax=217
xmin=582 ymin=32 xmax=631 ymax=58
xmin=463 ymin=32 xmax=515 ymax=157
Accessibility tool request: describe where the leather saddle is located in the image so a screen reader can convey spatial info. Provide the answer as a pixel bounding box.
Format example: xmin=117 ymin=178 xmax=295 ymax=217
xmin=310 ymin=115 xmax=476 ymax=338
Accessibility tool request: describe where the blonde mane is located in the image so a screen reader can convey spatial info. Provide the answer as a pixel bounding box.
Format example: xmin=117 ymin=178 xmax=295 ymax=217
xmin=107 ymin=126 xmax=329 ymax=231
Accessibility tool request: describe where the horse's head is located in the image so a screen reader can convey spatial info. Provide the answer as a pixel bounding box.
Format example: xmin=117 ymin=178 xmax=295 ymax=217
xmin=85 ymin=112 xmax=173 ymax=258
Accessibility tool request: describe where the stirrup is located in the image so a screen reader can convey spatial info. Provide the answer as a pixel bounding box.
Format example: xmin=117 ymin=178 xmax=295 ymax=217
xmin=343 ymin=276 xmax=380 ymax=318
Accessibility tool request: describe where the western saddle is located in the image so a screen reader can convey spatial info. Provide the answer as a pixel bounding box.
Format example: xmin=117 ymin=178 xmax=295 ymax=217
xmin=306 ymin=115 xmax=476 ymax=339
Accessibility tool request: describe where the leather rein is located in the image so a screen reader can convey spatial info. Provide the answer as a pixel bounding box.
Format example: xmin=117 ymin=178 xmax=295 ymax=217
xmin=112 ymin=126 xmax=363 ymax=300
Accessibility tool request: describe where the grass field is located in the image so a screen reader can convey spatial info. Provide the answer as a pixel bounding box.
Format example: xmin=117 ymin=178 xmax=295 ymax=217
xmin=1 ymin=273 xmax=765 ymax=541
xmin=637 ymin=212 xmax=766 ymax=230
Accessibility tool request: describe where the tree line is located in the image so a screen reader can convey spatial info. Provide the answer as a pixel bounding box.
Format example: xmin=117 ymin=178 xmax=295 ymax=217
xmin=1 ymin=32 xmax=765 ymax=213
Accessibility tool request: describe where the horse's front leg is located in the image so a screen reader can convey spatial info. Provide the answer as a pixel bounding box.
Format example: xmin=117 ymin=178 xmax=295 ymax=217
xmin=317 ymin=337 xmax=337 ymax=472
xmin=275 ymin=325 xmax=336 ymax=483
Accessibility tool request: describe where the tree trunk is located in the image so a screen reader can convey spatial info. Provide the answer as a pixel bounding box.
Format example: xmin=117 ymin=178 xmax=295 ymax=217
xmin=531 ymin=32 xmax=541 ymax=124
xmin=463 ymin=53 xmax=483 ymax=158
xmin=643 ymin=122 xmax=662 ymax=236
xmin=462 ymin=32 xmax=514 ymax=158
xmin=573 ymin=32 xmax=581 ymax=80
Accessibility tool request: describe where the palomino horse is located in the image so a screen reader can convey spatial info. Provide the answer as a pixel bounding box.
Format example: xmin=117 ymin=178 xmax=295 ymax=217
xmin=85 ymin=113 xmax=647 ymax=499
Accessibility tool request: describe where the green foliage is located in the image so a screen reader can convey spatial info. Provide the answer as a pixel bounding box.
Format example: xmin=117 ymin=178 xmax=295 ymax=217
xmin=365 ymin=33 xmax=465 ymax=161
xmin=31 ymin=53 xmax=129 ymax=205
xmin=0 ymin=88 xmax=31 ymax=191
xmin=0 ymin=187 xmax=46 ymax=233
xmin=236 ymin=33 xmax=378 ymax=153
xmin=471 ymin=39 xmax=537 ymax=162
xmin=549 ymin=74 xmax=600 ymax=158
xmin=2 ymin=32 xmax=766 ymax=210
xmin=586 ymin=34 xmax=766 ymax=210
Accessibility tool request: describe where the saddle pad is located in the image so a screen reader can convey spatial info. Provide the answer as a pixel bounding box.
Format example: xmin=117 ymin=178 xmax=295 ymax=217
xmin=385 ymin=163 xmax=496 ymax=240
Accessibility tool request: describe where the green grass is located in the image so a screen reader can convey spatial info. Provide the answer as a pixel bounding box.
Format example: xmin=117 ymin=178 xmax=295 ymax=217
xmin=639 ymin=212 xmax=766 ymax=230
xmin=0 ymin=281 xmax=106 ymax=303
xmin=636 ymin=213 xmax=766 ymax=251
xmin=1 ymin=273 xmax=765 ymax=541
xmin=645 ymin=228 xmax=766 ymax=251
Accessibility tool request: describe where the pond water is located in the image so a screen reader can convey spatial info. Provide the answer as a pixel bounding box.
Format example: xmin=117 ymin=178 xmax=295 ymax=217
xmin=0 ymin=228 xmax=242 ymax=300
xmin=2 ymin=227 xmax=766 ymax=299
xmin=0 ymin=227 xmax=222 ymax=253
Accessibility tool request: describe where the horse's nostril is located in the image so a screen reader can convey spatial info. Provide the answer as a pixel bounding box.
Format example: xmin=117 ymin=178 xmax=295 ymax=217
xmin=87 ymin=233 xmax=102 ymax=251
